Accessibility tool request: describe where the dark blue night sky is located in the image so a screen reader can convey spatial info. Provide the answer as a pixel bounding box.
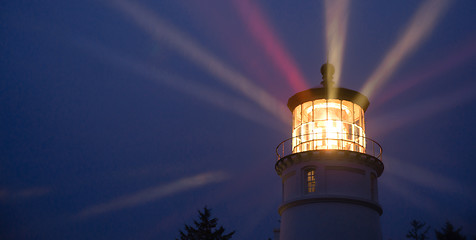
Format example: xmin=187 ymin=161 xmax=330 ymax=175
xmin=1 ymin=0 xmax=476 ymax=239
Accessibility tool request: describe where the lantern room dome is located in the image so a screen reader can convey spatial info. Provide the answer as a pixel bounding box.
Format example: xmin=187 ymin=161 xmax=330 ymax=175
xmin=288 ymin=63 xmax=370 ymax=111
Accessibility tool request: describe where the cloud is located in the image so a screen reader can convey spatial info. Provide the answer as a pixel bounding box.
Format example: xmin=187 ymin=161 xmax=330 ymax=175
xmin=76 ymin=171 xmax=229 ymax=219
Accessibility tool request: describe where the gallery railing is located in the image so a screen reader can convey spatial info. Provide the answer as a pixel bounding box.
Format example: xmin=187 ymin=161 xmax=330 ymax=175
xmin=276 ymin=133 xmax=382 ymax=161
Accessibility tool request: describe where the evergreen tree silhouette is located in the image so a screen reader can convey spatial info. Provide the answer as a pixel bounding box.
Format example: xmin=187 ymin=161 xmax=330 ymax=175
xmin=435 ymin=222 xmax=466 ymax=240
xmin=406 ymin=220 xmax=430 ymax=240
xmin=177 ymin=207 xmax=235 ymax=240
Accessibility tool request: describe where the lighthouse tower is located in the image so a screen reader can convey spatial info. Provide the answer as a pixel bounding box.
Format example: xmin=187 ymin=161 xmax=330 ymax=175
xmin=275 ymin=63 xmax=384 ymax=240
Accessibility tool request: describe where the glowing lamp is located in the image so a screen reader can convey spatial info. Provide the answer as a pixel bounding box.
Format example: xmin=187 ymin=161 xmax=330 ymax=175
xmin=287 ymin=63 xmax=370 ymax=154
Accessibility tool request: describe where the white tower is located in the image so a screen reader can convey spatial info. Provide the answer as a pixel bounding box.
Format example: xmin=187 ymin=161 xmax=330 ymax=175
xmin=275 ymin=63 xmax=384 ymax=240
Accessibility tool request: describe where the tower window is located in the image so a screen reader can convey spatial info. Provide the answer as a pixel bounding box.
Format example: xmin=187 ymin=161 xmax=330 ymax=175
xmin=305 ymin=169 xmax=316 ymax=193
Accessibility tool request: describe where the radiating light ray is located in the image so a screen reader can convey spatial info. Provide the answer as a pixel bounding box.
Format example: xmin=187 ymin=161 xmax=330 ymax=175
xmin=373 ymin=37 xmax=476 ymax=109
xmin=204 ymin=162 xmax=280 ymax=237
xmin=382 ymin=156 xmax=475 ymax=217
xmin=324 ymin=0 xmax=350 ymax=89
xmin=75 ymin=38 xmax=289 ymax=132
xmin=183 ymin=1 xmax=283 ymax=95
xmin=76 ymin=171 xmax=229 ymax=218
xmin=0 ymin=187 xmax=51 ymax=201
xmin=107 ymin=0 xmax=290 ymax=125
xmin=361 ymin=0 xmax=450 ymax=98
xmin=381 ymin=174 xmax=438 ymax=214
xmin=370 ymin=81 xmax=476 ymax=137
xmin=232 ymin=0 xmax=308 ymax=92
xmin=384 ymin=156 xmax=470 ymax=195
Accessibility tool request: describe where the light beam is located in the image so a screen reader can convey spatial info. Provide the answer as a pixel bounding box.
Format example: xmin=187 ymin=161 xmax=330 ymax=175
xmin=108 ymin=0 xmax=290 ymax=125
xmin=369 ymin=81 xmax=476 ymax=137
xmin=324 ymin=0 xmax=350 ymax=88
xmin=384 ymin=157 xmax=470 ymax=195
xmin=373 ymin=37 xmax=476 ymax=109
xmin=76 ymin=171 xmax=229 ymax=218
xmin=381 ymin=174 xmax=439 ymax=214
xmin=232 ymin=0 xmax=309 ymax=92
xmin=361 ymin=0 xmax=450 ymax=98
xmin=75 ymin=38 xmax=289 ymax=132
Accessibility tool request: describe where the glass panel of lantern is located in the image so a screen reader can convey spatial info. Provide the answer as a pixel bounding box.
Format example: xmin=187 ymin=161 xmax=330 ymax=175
xmin=326 ymin=99 xmax=342 ymax=149
xmin=342 ymin=100 xmax=354 ymax=150
xmin=293 ymin=104 xmax=302 ymax=152
xmin=313 ymin=99 xmax=327 ymax=149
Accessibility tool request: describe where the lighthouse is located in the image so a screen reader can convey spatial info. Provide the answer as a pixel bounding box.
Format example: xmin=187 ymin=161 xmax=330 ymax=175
xmin=275 ymin=63 xmax=384 ymax=240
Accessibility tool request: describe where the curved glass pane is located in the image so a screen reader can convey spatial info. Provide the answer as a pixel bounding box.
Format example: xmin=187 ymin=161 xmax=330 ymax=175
xmin=292 ymin=99 xmax=366 ymax=153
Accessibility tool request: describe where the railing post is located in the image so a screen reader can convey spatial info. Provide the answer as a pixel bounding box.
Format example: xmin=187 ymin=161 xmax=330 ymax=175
xmin=277 ymin=134 xmax=381 ymax=161
xmin=282 ymin=141 xmax=285 ymax=158
xmin=373 ymin=142 xmax=375 ymax=157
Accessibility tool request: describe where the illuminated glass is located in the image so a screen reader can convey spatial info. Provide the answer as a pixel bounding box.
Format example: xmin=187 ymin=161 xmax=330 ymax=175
xmin=292 ymin=99 xmax=366 ymax=153
xmin=292 ymin=105 xmax=302 ymax=152
xmin=305 ymin=169 xmax=316 ymax=193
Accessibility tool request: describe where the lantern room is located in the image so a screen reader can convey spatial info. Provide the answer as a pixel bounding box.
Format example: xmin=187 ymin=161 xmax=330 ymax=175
xmin=287 ymin=63 xmax=370 ymax=155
